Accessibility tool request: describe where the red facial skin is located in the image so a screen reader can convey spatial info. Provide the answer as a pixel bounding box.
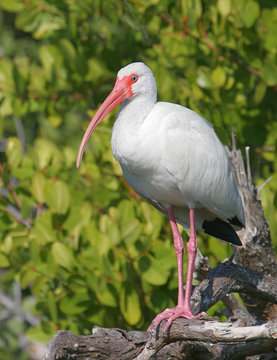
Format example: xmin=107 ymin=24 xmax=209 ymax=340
xmin=76 ymin=73 xmax=139 ymax=168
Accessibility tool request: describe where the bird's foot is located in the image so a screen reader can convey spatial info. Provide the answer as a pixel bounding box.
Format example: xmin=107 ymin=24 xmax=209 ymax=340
xmin=148 ymin=307 xmax=206 ymax=333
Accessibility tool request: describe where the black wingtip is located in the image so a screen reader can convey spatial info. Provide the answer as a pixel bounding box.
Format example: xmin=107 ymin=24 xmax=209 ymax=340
xmin=228 ymin=215 xmax=245 ymax=228
xmin=202 ymin=218 xmax=242 ymax=246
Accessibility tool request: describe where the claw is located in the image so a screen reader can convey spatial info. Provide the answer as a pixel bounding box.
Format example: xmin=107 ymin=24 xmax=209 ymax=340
xmin=148 ymin=307 xmax=207 ymax=332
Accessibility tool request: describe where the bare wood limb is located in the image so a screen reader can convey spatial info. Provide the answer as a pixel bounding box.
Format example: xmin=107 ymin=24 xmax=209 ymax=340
xmin=45 ymin=328 xmax=149 ymax=360
xmin=45 ymin=318 xmax=277 ymax=360
xmin=194 ymin=254 xmax=257 ymax=327
xmin=45 ymin=258 xmax=277 ymax=360
xmin=221 ymin=293 xmax=257 ymax=326
xmin=191 ymin=260 xmax=277 ymax=315
xmin=226 ymin=142 xmax=277 ymax=320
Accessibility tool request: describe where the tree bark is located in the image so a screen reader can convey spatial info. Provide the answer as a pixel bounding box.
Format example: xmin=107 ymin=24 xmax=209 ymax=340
xmin=45 ymin=318 xmax=277 ymax=360
xmin=226 ymin=137 xmax=277 ymax=321
xmin=45 ymin=142 xmax=277 ymax=359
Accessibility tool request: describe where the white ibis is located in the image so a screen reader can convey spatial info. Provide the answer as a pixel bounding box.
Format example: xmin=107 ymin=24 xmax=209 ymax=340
xmin=76 ymin=62 xmax=245 ymax=332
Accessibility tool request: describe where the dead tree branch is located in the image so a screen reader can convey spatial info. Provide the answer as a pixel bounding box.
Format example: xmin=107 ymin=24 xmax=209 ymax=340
xmin=226 ymin=136 xmax=277 ymax=321
xmin=46 ymin=318 xmax=277 ymax=360
xmin=45 ymin=143 xmax=277 ymax=359
xmin=191 ymin=260 xmax=277 ymax=315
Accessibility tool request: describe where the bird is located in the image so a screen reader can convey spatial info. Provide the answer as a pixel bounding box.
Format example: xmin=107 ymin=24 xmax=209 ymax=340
xmin=76 ymin=62 xmax=245 ymax=332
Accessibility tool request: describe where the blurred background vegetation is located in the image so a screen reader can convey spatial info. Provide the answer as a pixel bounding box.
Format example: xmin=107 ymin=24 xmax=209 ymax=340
xmin=0 ymin=0 xmax=276 ymax=358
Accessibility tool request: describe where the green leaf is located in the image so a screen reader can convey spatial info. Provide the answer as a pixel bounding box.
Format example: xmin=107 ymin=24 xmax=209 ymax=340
xmin=101 ymin=256 xmax=116 ymax=280
xmin=119 ymin=284 xmax=141 ymax=325
xmin=31 ymin=274 xmax=48 ymax=296
xmin=217 ymin=0 xmax=230 ymax=17
xmin=118 ymin=200 xmax=135 ymax=226
xmin=59 ymin=39 xmax=77 ymax=64
xmin=60 ymin=291 xmax=90 ymax=315
xmin=51 ymin=242 xmax=75 ymax=270
xmin=0 ymin=59 xmax=14 ymax=92
xmin=0 ymin=252 xmax=10 ymax=267
xmin=48 ymin=291 xmax=58 ymax=323
xmin=108 ymin=218 xmax=121 ymax=245
xmin=6 ymin=137 xmax=23 ymax=168
xmin=0 ymin=0 xmax=24 ymax=12
xmin=242 ymin=1 xmax=260 ymax=28
xmin=34 ymin=138 xmax=60 ymax=169
xmin=197 ymin=72 xmax=213 ymax=89
xmin=31 ymin=210 xmax=56 ymax=244
xmin=20 ymin=267 xmax=39 ymax=289
xmin=96 ymin=279 xmax=118 ymax=307
xmin=139 ymin=255 xmax=170 ymax=286
xmin=261 ymin=61 xmax=277 ymax=86
xmin=140 ymin=202 xmax=152 ymax=222
xmin=34 ymin=18 xmax=65 ymax=39
xmin=67 ymin=275 xmax=87 ymax=293
xmin=15 ymin=6 xmax=40 ymax=31
xmin=39 ymin=45 xmax=55 ymax=79
xmin=208 ymin=237 xmax=229 ymax=266
xmin=211 ymin=67 xmax=226 ymax=88
xmin=44 ymin=180 xmax=70 ymax=214
xmin=121 ymin=219 xmax=141 ymax=243
xmin=31 ymin=172 xmax=46 ymax=203
xmin=47 ymin=115 xmax=62 ymax=128
xmin=254 ymin=81 xmax=267 ymax=104
xmin=26 ymin=322 xmax=56 ymax=343
xmin=0 ymin=96 xmax=13 ymax=116
xmin=13 ymin=65 xmax=25 ymax=95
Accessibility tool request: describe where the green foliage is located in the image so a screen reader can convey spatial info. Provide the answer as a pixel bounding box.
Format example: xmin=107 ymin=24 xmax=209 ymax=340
xmin=0 ymin=0 xmax=277 ymax=358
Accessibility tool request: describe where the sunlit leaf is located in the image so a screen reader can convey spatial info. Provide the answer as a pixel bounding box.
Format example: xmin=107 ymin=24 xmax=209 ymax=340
xmin=31 ymin=172 xmax=46 ymax=203
xmin=96 ymin=278 xmax=118 ymax=307
xmin=6 ymin=137 xmax=23 ymax=168
xmin=1 ymin=0 xmax=23 ymax=12
xmin=0 ymin=252 xmax=10 ymax=267
xmin=261 ymin=61 xmax=277 ymax=86
xmin=119 ymin=284 xmax=141 ymax=325
xmin=242 ymin=1 xmax=260 ymax=28
xmin=31 ymin=210 xmax=56 ymax=244
xmin=121 ymin=219 xmax=141 ymax=243
xmin=44 ymin=180 xmax=70 ymax=214
xmin=51 ymin=242 xmax=75 ymax=270
xmin=211 ymin=67 xmax=226 ymax=88
xmin=48 ymin=291 xmax=58 ymax=323
xmin=60 ymin=292 xmax=90 ymax=315
xmin=26 ymin=322 xmax=56 ymax=343
xmin=139 ymin=255 xmax=170 ymax=286
xmin=217 ymin=0 xmax=230 ymax=17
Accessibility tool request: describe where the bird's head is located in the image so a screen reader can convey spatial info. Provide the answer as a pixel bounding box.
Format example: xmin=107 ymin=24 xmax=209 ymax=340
xmin=76 ymin=62 xmax=157 ymax=168
xmin=117 ymin=62 xmax=157 ymax=99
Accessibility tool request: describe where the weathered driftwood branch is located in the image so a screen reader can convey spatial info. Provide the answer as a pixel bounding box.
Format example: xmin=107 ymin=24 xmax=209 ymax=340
xmin=46 ymin=318 xmax=277 ymax=360
xmin=191 ymin=260 xmax=277 ymax=314
xmin=45 ymin=260 xmax=277 ymax=359
xmin=226 ymin=137 xmax=277 ymax=321
xmin=45 ymin=142 xmax=277 ymax=359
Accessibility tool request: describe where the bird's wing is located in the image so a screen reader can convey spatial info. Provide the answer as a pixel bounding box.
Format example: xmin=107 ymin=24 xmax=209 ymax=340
xmin=151 ymin=102 xmax=244 ymax=225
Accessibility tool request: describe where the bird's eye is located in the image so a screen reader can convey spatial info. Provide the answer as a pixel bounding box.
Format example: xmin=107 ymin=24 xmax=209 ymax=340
xmin=131 ymin=75 xmax=138 ymax=82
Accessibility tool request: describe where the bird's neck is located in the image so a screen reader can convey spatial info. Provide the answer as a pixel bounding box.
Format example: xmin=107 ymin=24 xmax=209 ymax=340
xmin=111 ymin=94 xmax=156 ymax=164
xmin=119 ymin=93 xmax=156 ymax=124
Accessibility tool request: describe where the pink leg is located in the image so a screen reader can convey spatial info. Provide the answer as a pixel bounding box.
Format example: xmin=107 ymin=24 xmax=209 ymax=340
xmin=183 ymin=208 xmax=197 ymax=312
xmin=148 ymin=207 xmax=206 ymax=332
xmin=167 ymin=207 xmax=185 ymax=307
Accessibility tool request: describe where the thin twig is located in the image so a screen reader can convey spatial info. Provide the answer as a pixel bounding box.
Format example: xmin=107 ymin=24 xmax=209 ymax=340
xmin=257 ymin=176 xmax=273 ymax=199
xmin=245 ymin=146 xmax=252 ymax=188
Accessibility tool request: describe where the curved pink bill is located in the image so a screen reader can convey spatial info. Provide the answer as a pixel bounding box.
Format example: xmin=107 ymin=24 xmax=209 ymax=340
xmin=76 ymin=76 xmax=132 ymax=168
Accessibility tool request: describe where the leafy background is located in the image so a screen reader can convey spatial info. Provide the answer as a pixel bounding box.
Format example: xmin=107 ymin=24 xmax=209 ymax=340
xmin=0 ymin=0 xmax=276 ymax=358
